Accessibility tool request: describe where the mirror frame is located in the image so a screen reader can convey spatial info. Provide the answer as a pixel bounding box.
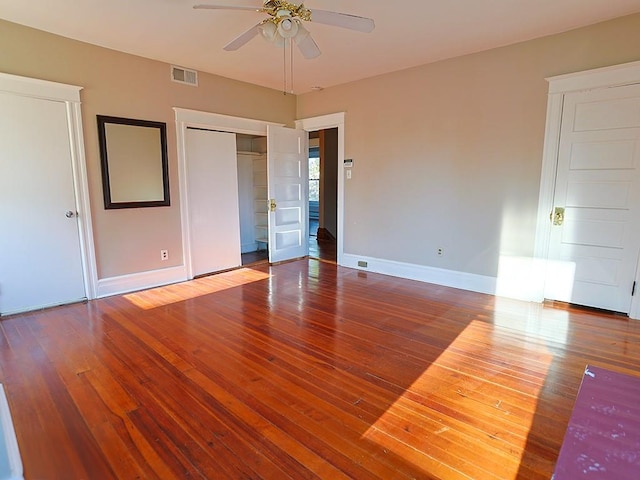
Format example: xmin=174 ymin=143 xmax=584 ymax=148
xmin=97 ymin=115 xmax=170 ymax=209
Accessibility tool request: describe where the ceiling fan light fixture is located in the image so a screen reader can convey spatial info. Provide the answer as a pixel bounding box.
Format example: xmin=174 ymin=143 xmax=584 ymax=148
xmin=277 ymin=16 xmax=298 ymax=38
xmin=258 ymin=20 xmax=277 ymax=41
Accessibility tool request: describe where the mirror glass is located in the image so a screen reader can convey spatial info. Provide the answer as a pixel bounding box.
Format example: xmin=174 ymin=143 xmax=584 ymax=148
xmin=97 ymin=115 xmax=170 ymax=209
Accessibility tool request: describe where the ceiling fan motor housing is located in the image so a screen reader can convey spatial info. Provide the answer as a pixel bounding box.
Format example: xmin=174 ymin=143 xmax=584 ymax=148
xmin=264 ymin=1 xmax=311 ymax=22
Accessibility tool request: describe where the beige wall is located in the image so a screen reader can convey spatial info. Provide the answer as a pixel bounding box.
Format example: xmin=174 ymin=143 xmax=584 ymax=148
xmin=297 ymin=13 xmax=640 ymax=278
xmin=4 ymin=13 xmax=640 ymax=286
xmin=0 ymin=19 xmax=296 ymax=279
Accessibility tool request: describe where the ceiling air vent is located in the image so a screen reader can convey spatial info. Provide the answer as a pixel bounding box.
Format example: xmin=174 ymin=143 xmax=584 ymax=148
xmin=171 ymin=65 xmax=198 ymax=86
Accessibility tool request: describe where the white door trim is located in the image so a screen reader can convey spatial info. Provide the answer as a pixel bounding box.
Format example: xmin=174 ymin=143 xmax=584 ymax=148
xmin=173 ymin=107 xmax=283 ymax=279
xmin=295 ymin=112 xmax=345 ymax=265
xmin=0 ymin=72 xmax=97 ymax=301
xmin=534 ymin=61 xmax=640 ymax=319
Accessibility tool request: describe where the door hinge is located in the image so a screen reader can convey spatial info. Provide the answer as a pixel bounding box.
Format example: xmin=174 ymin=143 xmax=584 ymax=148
xmin=633 ymin=281 xmax=637 ymax=296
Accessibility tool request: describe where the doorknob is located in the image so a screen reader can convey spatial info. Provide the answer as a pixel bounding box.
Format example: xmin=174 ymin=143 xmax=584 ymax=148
xmin=65 ymin=210 xmax=77 ymax=218
xmin=551 ymin=207 xmax=565 ymax=226
xmin=269 ymin=199 xmax=277 ymax=212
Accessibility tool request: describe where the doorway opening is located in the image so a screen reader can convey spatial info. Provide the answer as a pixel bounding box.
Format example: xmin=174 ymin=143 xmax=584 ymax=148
xmin=308 ymin=128 xmax=338 ymax=263
xmin=236 ymin=134 xmax=269 ymax=267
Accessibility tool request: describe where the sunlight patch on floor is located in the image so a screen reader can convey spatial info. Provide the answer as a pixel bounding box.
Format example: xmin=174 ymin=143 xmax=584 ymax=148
xmin=361 ymin=319 xmax=553 ymax=479
xmin=123 ymin=268 xmax=271 ymax=309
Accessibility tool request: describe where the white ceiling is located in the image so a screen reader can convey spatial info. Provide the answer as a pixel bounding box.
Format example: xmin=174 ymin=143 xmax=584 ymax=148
xmin=2 ymin=0 xmax=640 ymax=94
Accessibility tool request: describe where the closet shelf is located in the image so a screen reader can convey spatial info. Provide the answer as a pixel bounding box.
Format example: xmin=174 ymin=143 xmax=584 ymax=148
xmin=237 ymin=150 xmax=264 ymax=156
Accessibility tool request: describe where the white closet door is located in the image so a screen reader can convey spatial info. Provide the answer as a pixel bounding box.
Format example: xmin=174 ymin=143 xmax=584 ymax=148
xmin=185 ymin=128 xmax=241 ymax=276
xmin=0 ymin=92 xmax=85 ymax=315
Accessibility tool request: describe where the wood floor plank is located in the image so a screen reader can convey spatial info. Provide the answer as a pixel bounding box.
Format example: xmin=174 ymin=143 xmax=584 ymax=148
xmin=2 ymin=259 xmax=640 ymax=479
xmin=98 ymin=310 xmax=319 ymax=479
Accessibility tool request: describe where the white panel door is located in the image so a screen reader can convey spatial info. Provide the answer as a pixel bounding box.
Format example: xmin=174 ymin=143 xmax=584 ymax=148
xmin=546 ymin=83 xmax=640 ymax=313
xmin=267 ymin=125 xmax=308 ymax=263
xmin=185 ymin=128 xmax=241 ymax=276
xmin=0 ymin=92 xmax=85 ymax=315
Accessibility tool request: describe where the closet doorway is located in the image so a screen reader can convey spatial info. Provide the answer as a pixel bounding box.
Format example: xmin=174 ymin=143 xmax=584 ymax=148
xmin=175 ymin=108 xmax=310 ymax=277
xmin=236 ymin=134 xmax=269 ymax=266
xmin=183 ymin=129 xmax=274 ymax=273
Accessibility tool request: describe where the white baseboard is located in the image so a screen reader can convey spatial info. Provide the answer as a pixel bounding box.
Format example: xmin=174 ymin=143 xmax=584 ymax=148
xmin=93 ymin=253 xmax=636 ymax=317
xmin=341 ymin=253 xmax=497 ymax=296
xmin=340 ymin=253 xmax=549 ymax=303
xmin=97 ymin=265 xmax=188 ymax=298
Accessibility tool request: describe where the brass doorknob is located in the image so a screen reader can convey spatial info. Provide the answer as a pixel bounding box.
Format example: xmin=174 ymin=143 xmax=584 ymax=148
xmin=552 ymin=207 xmax=565 ymax=226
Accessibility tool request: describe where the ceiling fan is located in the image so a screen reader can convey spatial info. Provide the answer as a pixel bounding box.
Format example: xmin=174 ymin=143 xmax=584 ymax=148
xmin=193 ymin=1 xmax=375 ymax=59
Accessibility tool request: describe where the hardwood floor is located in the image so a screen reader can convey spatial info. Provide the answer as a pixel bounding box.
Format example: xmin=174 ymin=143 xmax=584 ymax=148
xmin=308 ymin=237 xmax=337 ymax=264
xmin=1 ymin=259 xmax=639 ymax=479
xmin=309 ymin=217 xmax=337 ymax=263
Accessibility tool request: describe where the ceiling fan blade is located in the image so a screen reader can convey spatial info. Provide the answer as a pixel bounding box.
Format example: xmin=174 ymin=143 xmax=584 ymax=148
xmin=223 ymin=23 xmax=261 ymax=51
xmin=310 ymin=9 xmax=375 ymax=33
xmin=295 ymin=31 xmax=321 ymax=59
xmin=193 ymin=4 xmax=262 ymax=12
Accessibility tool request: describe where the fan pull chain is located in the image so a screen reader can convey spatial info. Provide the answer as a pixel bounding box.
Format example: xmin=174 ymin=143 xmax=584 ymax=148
xmin=282 ymin=38 xmax=295 ymax=95
xmin=283 ymin=40 xmax=287 ymax=95
xmin=290 ymin=37 xmax=294 ymax=95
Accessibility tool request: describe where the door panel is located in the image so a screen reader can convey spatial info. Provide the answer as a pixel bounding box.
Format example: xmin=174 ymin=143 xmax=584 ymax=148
xmin=185 ymin=128 xmax=241 ymax=276
xmin=267 ymin=125 xmax=308 ymax=263
xmin=573 ymin=97 xmax=640 ymax=131
xmin=0 ymin=93 xmax=85 ymax=315
xmin=546 ymin=84 xmax=640 ymax=313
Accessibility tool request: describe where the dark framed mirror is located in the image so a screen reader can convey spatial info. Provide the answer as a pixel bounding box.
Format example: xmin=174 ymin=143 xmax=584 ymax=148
xmin=97 ymin=115 xmax=170 ymax=209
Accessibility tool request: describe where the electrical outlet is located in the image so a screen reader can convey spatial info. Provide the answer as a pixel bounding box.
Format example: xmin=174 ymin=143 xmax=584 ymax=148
xmin=160 ymin=249 xmax=168 ymax=261
xmin=437 ymin=247 xmax=444 ymax=257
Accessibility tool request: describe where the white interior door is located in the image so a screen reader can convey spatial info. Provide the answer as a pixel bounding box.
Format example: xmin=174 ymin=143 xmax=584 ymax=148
xmin=0 ymin=92 xmax=86 ymax=315
xmin=267 ymin=125 xmax=309 ymax=263
xmin=545 ymin=83 xmax=640 ymax=313
xmin=185 ymin=128 xmax=241 ymax=276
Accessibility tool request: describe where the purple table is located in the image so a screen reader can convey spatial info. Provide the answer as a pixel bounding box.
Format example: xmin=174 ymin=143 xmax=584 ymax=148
xmin=553 ymin=365 xmax=640 ymax=479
